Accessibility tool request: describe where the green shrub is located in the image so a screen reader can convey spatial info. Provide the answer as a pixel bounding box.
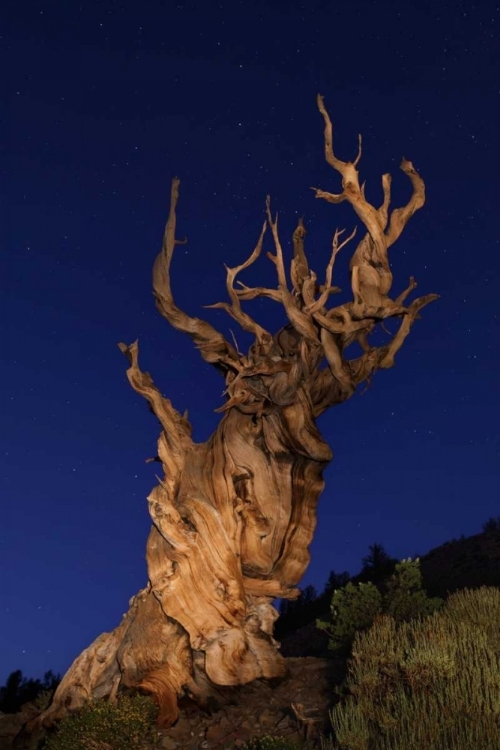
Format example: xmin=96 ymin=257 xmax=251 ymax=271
xmin=317 ymin=582 xmax=382 ymax=654
xmin=318 ymin=559 xmax=441 ymax=655
xmin=324 ymin=587 xmax=500 ymax=749
xmin=43 ymin=694 xmax=159 ymax=750
xmin=383 ymin=558 xmax=442 ymax=622
xmin=241 ymin=736 xmax=303 ymax=749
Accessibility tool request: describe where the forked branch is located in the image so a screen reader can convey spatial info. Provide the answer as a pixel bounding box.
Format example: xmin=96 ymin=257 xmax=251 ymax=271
xmin=313 ymin=94 xmax=426 ymax=321
xmin=205 ymin=222 xmax=273 ymax=347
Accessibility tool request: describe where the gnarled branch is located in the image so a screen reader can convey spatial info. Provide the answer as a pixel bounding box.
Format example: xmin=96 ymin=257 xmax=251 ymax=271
xmin=313 ymin=94 xmax=426 ymax=322
xmin=205 ymin=221 xmax=272 ymax=348
xmin=304 ymin=226 xmax=356 ymax=315
xmin=152 ymin=177 xmax=240 ymax=372
xmin=117 ymin=339 xmax=192 ymax=496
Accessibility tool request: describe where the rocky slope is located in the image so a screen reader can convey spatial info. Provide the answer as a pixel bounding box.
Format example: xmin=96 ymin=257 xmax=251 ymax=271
xmin=1 ymin=657 xmax=343 ymax=750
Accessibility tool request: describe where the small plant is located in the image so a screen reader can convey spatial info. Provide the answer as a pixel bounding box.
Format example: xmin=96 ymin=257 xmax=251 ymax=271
xmin=31 ymin=689 xmax=54 ymax=712
xmin=43 ymin=694 xmax=159 ymax=750
xmin=241 ymin=736 xmax=303 ymax=749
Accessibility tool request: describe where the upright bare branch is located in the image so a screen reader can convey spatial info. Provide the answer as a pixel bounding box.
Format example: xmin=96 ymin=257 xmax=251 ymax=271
xmin=152 ymin=178 xmax=240 ymax=371
xmin=117 ymin=339 xmax=193 ymax=495
xmin=265 ymin=198 xmax=319 ymax=345
xmin=290 ymin=217 xmax=309 ymax=294
xmin=304 ymin=227 xmax=356 ymax=315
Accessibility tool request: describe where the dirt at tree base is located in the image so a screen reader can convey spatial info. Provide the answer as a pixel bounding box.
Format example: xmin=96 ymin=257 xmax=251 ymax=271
xmin=1 ymin=657 xmax=341 ymax=750
xmin=157 ymin=657 xmax=339 ymax=749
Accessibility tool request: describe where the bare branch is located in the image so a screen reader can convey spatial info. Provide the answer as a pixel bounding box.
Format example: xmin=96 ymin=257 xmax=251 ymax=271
xmin=386 ymin=159 xmax=425 ymax=248
xmin=290 ymin=217 xmax=310 ymax=294
xmin=320 ymin=328 xmax=355 ymax=395
xmin=117 ymin=339 xmax=192 ymax=494
xmin=265 ymin=196 xmax=288 ymax=290
xmin=314 ymin=95 xmax=428 ymax=323
xmin=205 ymin=222 xmax=272 ymax=347
xmin=395 ymin=276 xmax=418 ymax=306
xmin=377 ymin=294 xmax=439 ymax=369
xmin=152 ymin=178 xmax=240 ymax=371
xmin=310 ymin=186 xmax=346 ymax=205
xmin=343 ymin=293 xmax=439 ymax=384
xmin=353 ymin=133 xmax=363 ymax=167
xmin=265 ymin=197 xmax=319 ymax=345
xmin=316 ymin=93 xmax=350 ymax=173
xmin=377 ymin=174 xmax=392 ymax=229
xmin=305 ymin=226 xmax=357 ymax=315
xmin=315 ymin=96 xmax=394 ymax=313
xmin=235 ymin=283 xmax=283 ymax=303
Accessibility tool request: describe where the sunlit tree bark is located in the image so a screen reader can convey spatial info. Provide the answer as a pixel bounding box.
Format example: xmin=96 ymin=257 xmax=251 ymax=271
xmin=33 ymin=95 xmax=437 ymax=731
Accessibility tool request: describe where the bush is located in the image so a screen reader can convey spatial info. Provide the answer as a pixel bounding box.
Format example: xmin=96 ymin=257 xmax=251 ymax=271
xmin=318 ymin=559 xmax=441 ymax=655
xmin=383 ymin=558 xmax=442 ymax=622
xmin=43 ymin=694 xmax=159 ymax=750
xmin=444 ymin=585 xmax=500 ymax=654
xmin=317 ymin=582 xmax=382 ymax=654
xmin=323 ymin=587 xmax=500 ymax=749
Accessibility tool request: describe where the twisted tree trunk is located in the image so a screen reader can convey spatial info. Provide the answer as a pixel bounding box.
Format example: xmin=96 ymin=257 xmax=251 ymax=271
xmin=32 ymin=95 xmax=437 ymax=732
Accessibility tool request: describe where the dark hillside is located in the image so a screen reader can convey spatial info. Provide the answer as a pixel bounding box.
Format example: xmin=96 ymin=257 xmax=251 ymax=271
xmin=419 ymin=526 xmax=500 ymax=598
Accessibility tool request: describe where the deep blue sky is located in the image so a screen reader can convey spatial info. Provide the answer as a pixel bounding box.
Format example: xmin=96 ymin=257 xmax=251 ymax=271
xmin=2 ymin=0 xmax=499 ymax=683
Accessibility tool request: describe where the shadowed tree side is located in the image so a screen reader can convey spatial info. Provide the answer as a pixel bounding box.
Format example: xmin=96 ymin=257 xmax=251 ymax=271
xmin=30 ymin=95 xmax=438 ymax=734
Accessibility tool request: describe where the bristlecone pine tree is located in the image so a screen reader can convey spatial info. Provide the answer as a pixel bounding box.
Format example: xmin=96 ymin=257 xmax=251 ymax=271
xmin=32 ymin=96 xmax=438 ymax=732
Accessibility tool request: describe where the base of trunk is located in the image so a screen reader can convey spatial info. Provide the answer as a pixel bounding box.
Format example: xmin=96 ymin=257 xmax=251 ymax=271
xmin=28 ymin=584 xmax=288 ymax=736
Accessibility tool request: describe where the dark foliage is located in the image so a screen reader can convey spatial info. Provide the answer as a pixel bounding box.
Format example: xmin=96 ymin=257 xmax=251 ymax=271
xmin=275 ymin=573 xmax=351 ymax=642
xmin=419 ymin=524 xmax=500 ymax=598
xmin=318 ymin=558 xmax=442 ymax=655
xmin=275 ymin=543 xmax=397 ymax=644
xmin=0 ymin=670 xmax=60 ymax=714
xmin=482 ymin=516 xmax=500 ymax=533
xmin=357 ymin=543 xmax=397 ymax=586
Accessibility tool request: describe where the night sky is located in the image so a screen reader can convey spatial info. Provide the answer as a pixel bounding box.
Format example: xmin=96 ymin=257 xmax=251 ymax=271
xmin=2 ymin=0 xmax=499 ymax=684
